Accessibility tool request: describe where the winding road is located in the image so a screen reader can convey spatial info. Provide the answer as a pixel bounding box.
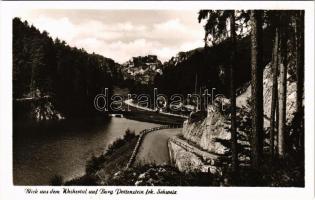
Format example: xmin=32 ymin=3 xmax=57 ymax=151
xmin=134 ymin=128 xmax=182 ymax=166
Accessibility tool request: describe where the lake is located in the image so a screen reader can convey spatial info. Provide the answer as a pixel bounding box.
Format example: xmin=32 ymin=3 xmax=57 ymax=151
xmin=13 ymin=117 xmax=159 ymax=185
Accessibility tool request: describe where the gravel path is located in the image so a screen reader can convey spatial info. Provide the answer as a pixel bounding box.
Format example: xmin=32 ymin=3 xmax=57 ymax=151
xmin=134 ymin=128 xmax=181 ymax=166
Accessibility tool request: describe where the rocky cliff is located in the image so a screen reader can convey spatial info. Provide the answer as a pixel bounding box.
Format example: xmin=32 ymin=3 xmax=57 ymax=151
xmin=14 ymin=95 xmax=65 ymax=121
xmin=236 ymin=63 xmax=297 ymax=127
xmin=32 ymin=101 xmax=65 ymax=121
xmin=168 ymin=63 xmax=298 ymax=174
xmin=182 ymin=106 xmax=230 ymax=155
xmin=168 ymin=105 xmax=230 ymax=174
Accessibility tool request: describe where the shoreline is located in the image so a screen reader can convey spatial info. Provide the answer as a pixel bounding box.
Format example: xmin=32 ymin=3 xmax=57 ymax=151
xmin=111 ymin=100 xmax=187 ymax=125
xmin=123 ymin=111 xmax=185 ymax=125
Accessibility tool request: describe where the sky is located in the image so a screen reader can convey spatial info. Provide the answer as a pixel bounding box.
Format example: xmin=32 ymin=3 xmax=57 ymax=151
xmin=18 ymin=10 xmax=205 ymax=63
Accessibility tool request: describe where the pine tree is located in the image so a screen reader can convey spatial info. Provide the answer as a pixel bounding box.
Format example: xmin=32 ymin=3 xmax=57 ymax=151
xmin=278 ymin=13 xmax=289 ymax=158
xmin=229 ymin=10 xmax=238 ymax=173
xmin=295 ymin=11 xmax=304 ymax=147
xmin=270 ymin=27 xmax=279 ymax=158
xmin=250 ymin=10 xmax=264 ymax=168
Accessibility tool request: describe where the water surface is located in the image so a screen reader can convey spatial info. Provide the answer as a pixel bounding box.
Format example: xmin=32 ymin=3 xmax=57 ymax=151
xmin=13 ymin=117 xmax=159 ymax=185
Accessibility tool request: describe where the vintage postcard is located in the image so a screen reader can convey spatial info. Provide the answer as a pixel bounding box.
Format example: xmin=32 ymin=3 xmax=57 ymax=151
xmin=0 ymin=1 xmax=314 ymax=200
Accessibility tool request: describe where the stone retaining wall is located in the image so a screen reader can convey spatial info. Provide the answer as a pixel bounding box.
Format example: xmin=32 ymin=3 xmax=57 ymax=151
xmin=168 ymin=136 xmax=227 ymax=174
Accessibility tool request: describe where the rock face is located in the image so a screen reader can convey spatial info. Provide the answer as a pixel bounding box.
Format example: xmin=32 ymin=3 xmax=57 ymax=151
xmin=236 ymin=63 xmax=297 ymax=127
xmin=168 ymin=104 xmax=230 ymax=174
xmin=14 ymin=95 xmax=65 ymax=121
xmin=168 ymin=136 xmax=224 ymax=174
xmin=32 ymin=101 xmax=65 ymax=121
xmin=182 ymin=105 xmax=230 ymax=155
xmin=168 ymin=63 xmax=298 ymax=173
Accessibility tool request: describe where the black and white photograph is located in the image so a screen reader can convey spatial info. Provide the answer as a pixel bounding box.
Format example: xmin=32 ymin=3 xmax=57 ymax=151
xmin=0 ymin=1 xmax=314 ymax=200
xmin=11 ymin=8 xmax=306 ymax=187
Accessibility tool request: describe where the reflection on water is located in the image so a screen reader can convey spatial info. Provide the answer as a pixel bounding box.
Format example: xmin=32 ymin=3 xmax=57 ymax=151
xmin=13 ymin=117 xmax=159 ymax=185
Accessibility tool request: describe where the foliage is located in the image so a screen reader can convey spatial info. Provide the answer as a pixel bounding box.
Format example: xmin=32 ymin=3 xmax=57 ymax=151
xmin=49 ymin=175 xmax=64 ymax=186
xmin=234 ymin=155 xmax=304 ymax=187
xmin=13 ymin=18 xmax=125 ymax=118
xmin=198 ymin=10 xmax=251 ymax=46
xmin=85 ymin=155 xmax=105 ymax=175
xmin=155 ymin=31 xmax=272 ymax=99
xmin=105 ymin=128 xmax=136 ymax=155
xmin=64 ymin=174 xmax=99 ymax=186
xmin=287 ymin=110 xmax=305 ymax=153
xmin=108 ymin=164 xmax=224 ymax=186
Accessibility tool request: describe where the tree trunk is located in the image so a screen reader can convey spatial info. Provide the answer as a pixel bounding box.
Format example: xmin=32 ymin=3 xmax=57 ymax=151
xmin=250 ymin=10 xmax=264 ymax=168
xmin=278 ymin=14 xmax=288 ymax=158
xmin=296 ymin=11 xmax=304 ymax=147
xmin=270 ymin=27 xmax=279 ymax=158
xmin=230 ymin=10 xmax=238 ymax=173
xmin=275 ymin=75 xmax=280 ymax=154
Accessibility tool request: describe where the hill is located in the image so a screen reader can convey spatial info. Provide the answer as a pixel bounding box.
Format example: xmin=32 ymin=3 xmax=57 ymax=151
xmin=155 ymin=31 xmax=273 ymax=97
xmin=13 ymin=18 xmax=123 ymax=119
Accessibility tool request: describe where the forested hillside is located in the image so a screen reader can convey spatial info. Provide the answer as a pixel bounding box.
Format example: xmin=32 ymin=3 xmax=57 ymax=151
xmin=13 ymin=18 xmax=124 ymax=118
xmin=155 ymin=29 xmax=273 ymax=97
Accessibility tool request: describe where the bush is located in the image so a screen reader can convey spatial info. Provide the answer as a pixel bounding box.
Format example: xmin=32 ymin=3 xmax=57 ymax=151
xmin=105 ymin=128 xmax=136 ymax=156
xmin=108 ymin=164 xmax=223 ymax=186
xmin=123 ymin=128 xmax=136 ymax=141
xmin=64 ymin=174 xmax=99 ymax=186
xmin=85 ymin=155 xmax=106 ymax=175
xmin=49 ymin=175 xmax=63 ymax=186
